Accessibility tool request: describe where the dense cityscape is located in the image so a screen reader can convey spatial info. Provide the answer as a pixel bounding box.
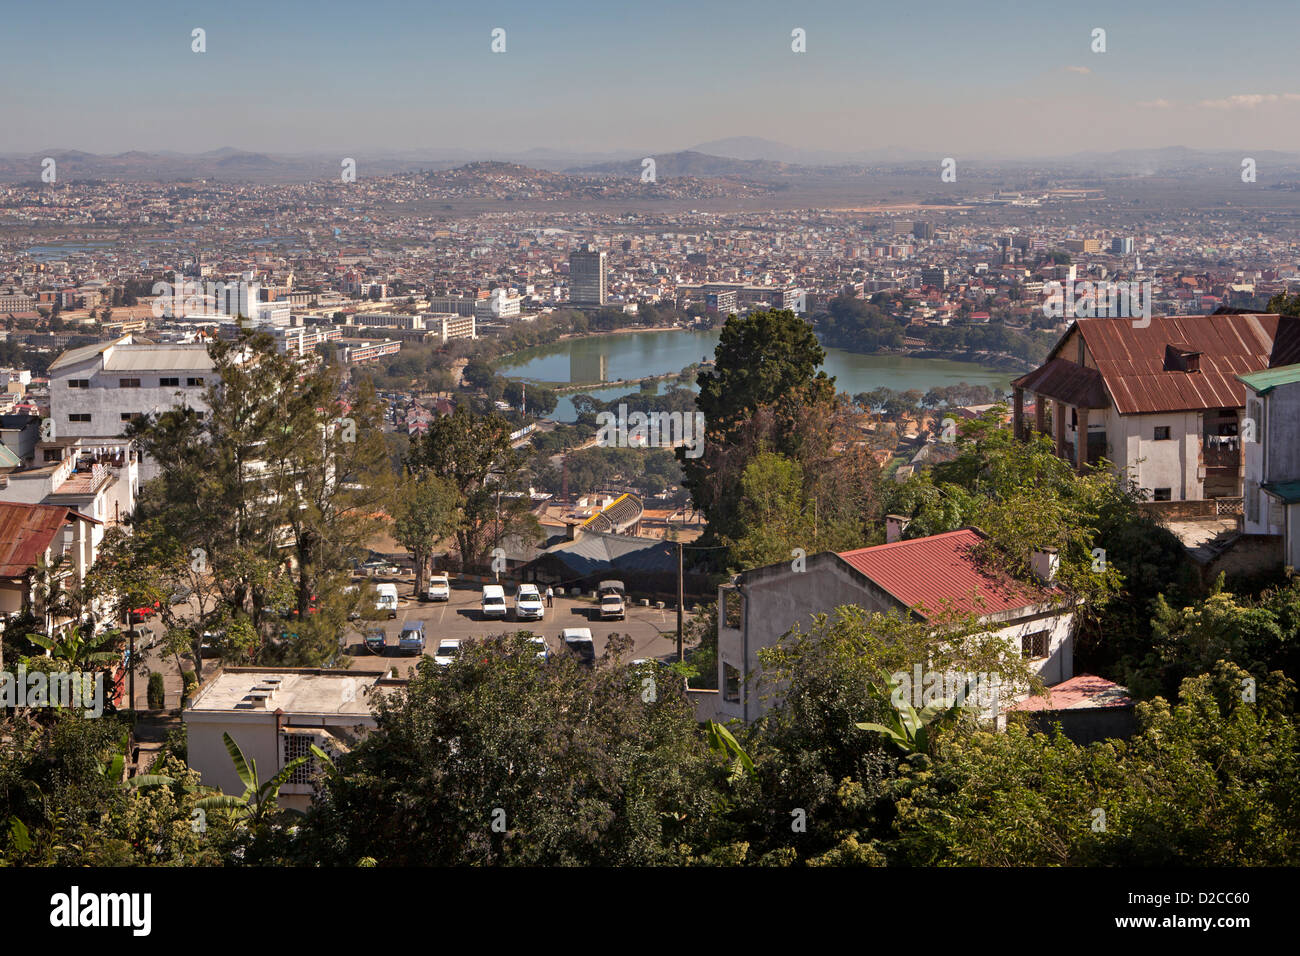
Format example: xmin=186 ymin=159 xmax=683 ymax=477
xmin=2 ymin=0 xmax=1295 ymax=936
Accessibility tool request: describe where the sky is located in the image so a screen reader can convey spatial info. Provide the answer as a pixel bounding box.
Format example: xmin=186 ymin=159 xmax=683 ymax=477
xmin=3 ymin=0 xmax=1299 ymax=157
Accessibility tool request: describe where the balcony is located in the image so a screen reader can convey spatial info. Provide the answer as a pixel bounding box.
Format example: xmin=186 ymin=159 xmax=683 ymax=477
xmin=1202 ymin=436 xmax=1240 ymax=470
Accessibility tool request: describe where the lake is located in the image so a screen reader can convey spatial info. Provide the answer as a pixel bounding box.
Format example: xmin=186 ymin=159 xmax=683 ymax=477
xmin=498 ymin=329 xmax=1012 ymax=422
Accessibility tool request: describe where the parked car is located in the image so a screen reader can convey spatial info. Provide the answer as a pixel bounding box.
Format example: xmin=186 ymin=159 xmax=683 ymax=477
xmin=364 ymin=628 xmax=387 ymax=655
xmin=481 ymin=584 xmax=507 ymax=619
xmin=433 ymin=637 xmax=462 ymax=666
xmin=375 ymin=583 xmax=399 ymax=619
xmin=561 ymin=627 xmax=596 ymax=667
xmin=528 ymin=635 xmax=549 ymax=662
xmin=398 ymin=621 xmax=426 ymax=656
xmin=598 ymin=590 xmax=625 ymax=621
xmin=514 ymin=584 xmax=544 ymax=621
xmin=128 ymin=601 xmax=160 ymax=625
xmin=425 ymin=573 xmax=451 ymax=602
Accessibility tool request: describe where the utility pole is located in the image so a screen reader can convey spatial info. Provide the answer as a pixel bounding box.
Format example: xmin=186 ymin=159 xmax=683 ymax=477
xmin=676 ymin=541 xmax=684 ymax=662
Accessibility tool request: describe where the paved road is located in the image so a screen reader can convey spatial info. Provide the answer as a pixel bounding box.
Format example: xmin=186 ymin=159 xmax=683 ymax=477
xmin=343 ymin=576 xmax=696 ymax=675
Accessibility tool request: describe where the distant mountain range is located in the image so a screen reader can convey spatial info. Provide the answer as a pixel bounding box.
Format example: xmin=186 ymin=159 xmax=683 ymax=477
xmin=2 ymin=142 xmax=1299 ymax=184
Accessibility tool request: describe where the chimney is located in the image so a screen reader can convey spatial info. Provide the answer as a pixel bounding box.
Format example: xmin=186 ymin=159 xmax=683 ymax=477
xmin=885 ymin=514 xmax=911 ymax=544
xmin=1029 ymin=546 xmax=1059 ymax=585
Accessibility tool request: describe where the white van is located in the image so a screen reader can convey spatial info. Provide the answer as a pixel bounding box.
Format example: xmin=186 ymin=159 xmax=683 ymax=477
xmin=375 ymin=583 xmax=399 ymax=619
xmin=514 ymin=584 xmax=544 ymax=621
xmin=481 ymin=584 xmax=507 ymax=619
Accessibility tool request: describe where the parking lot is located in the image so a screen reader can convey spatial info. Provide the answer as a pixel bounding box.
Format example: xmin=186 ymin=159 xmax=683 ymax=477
xmin=343 ymin=575 xmax=699 ymax=675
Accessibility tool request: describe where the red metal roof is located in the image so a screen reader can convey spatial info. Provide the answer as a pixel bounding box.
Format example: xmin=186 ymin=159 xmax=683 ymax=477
xmin=837 ymin=528 xmax=1052 ymax=619
xmin=1071 ymin=314 xmax=1280 ymax=414
xmin=0 ymin=502 xmax=87 ymax=578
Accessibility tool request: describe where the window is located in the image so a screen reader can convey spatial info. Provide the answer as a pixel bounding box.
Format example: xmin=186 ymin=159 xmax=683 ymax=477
xmin=1153 ymin=488 xmax=1172 ymax=501
xmin=723 ymin=664 xmax=742 ymax=704
xmin=281 ymin=734 xmax=314 ymax=786
xmin=67 ymin=379 xmax=89 ymax=389
xmin=1153 ymin=426 xmax=1170 ymax=441
xmin=68 ymin=413 xmax=91 ymax=423
xmin=1021 ymin=630 xmax=1050 ymax=660
xmin=722 ymin=589 xmax=744 ymax=629
xmin=159 ymin=377 xmax=179 ymax=387
xmin=118 ymin=378 xmax=141 ymax=388
xmin=186 ymin=377 xmax=205 ymax=387
xmin=120 ymin=412 xmax=141 ymax=422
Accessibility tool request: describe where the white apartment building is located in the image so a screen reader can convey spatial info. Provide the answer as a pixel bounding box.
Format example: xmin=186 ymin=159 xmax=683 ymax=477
xmin=48 ymin=335 xmax=215 ymax=484
xmin=185 ymin=668 xmax=405 ymax=811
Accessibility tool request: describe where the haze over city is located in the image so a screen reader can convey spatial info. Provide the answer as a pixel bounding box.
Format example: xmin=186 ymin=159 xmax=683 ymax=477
xmin=5 ymin=0 xmax=1300 ymax=156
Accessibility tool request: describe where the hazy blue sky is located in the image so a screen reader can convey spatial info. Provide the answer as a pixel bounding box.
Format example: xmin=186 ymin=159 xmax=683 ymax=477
xmin=3 ymin=0 xmax=1299 ymax=156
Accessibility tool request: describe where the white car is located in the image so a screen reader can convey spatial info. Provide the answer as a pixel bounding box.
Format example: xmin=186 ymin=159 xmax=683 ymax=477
xmin=433 ymin=638 xmax=462 ymax=667
xmin=528 ymin=635 xmax=549 ymax=662
xmin=514 ymin=584 xmax=544 ymax=621
xmin=374 ymin=583 xmax=399 ymax=619
xmin=599 ymin=591 xmax=625 ymax=621
xmin=426 ymin=573 xmax=450 ymax=602
xmin=481 ymin=584 xmax=507 ymax=619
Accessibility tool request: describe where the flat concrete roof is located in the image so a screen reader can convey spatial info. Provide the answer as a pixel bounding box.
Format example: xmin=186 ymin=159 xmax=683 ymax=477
xmin=187 ymin=667 xmax=401 ymax=717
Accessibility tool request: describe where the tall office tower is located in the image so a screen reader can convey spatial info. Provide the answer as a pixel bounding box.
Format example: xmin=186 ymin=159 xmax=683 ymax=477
xmin=1111 ymin=236 xmax=1134 ymax=255
xmin=569 ymin=244 xmax=608 ymax=306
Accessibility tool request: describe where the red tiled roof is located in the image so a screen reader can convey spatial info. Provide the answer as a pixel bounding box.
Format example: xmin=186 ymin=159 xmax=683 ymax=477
xmin=837 ymin=528 xmax=1051 ymax=619
xmin=0 ymin=501 xmax=88 ymax=578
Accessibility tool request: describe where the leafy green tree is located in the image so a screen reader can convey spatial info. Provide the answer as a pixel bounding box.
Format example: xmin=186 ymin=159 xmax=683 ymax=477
xmin=390 ymin=471 xmax=462 ymax=592
xmin=892 ymin=663 xmax=1300 ymax=865
xmin=409 ymin=406 xmax=540 ymax=568
xmin=296 ymin=634 xmax=724 ymax=865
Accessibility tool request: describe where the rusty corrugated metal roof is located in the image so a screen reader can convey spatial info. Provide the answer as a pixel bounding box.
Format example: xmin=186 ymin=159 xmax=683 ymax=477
xmin=1011 ymin=358 xmax=1108 ymax=409
xmin=1052 ymin=315 xmax=1284 ymax=415
xmin=0 ymin=501 xmax=87 ymax=578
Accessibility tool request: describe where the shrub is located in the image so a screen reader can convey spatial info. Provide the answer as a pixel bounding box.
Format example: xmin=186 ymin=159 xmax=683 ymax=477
xmin=146 ymin=671 xmax=166 ymax=709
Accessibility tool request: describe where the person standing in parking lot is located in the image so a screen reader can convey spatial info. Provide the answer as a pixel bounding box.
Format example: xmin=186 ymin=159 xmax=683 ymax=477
xmin=545 ymin=586 xmax=554 ymax=608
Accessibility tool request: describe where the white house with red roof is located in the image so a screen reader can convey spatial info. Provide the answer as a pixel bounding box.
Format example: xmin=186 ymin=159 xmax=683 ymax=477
xmin=715 ymin=527 xmax=1076 ymax=723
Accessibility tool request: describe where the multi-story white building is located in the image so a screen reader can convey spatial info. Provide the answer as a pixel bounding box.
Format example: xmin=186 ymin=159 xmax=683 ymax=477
xmin=1011 ymin=314 xmax=1300 ymax=502
xmin=47 ymin=335 xmax=215 ymax=484
xmin=715 ymin=527 xmax=1077 ymax=724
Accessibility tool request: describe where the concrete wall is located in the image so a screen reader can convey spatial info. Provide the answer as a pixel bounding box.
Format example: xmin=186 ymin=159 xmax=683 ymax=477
xmin=1109 ymin=408 xmax=1203 ymax=501
xmin=1200 ymin=532 xmax=1284 ymax=583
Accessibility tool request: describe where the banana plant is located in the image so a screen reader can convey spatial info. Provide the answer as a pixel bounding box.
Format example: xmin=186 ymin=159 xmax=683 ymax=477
xmin=94 ymin=731 xmax=176 ymax=789
xmin=27 ymin=629 xmax=120 ymax=669
xmin=194 ymin=732 xmax=308 ymax=829
xmin=706 ymin=720 xmax=755 ymax=784
xmin=854 ymin=670 xmax=966 ymax=756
